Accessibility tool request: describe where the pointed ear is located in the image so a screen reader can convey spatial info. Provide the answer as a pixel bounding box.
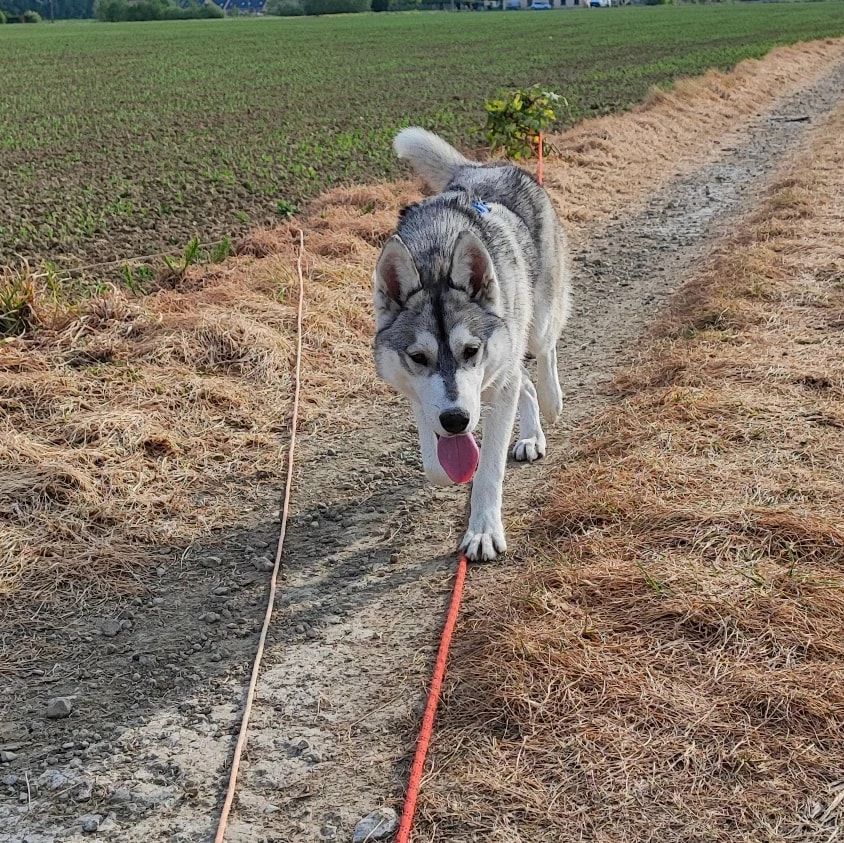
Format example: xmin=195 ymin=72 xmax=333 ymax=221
xmin=450 ymin=230 xmax=496 ymax=302
xmin=374 ymin=235 xmax=420 ymax=324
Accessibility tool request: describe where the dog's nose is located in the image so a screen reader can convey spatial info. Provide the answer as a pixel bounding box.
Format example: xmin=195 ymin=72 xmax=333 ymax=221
xmin=439 ymin=409 xmax=470 ymax=435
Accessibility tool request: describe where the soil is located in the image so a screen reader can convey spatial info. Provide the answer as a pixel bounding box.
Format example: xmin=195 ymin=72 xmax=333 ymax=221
xmin=2 ymin=59 xmax=842 ymax=843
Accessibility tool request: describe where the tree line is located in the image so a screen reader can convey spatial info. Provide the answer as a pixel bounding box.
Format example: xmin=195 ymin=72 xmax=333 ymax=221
xmin=94 ymin=0 xmax=224 ymax=20
xmin=0 ymin=0 xmax=94 ymax=19
xmin=0 ymin=0 xmax=227 ymax=18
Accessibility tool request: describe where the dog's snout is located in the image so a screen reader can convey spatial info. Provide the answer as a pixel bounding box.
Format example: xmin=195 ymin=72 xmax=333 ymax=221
xmin=439 ymin=409 xmax=470 ymax=435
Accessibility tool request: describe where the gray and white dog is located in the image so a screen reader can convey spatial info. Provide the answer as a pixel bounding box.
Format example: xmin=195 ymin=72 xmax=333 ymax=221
xmin=373 ymin=127 xmax=571 ymax=561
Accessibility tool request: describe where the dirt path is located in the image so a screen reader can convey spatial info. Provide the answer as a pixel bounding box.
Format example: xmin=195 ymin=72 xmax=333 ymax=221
xmin=2 ymin=59 xmax=842 ymax=843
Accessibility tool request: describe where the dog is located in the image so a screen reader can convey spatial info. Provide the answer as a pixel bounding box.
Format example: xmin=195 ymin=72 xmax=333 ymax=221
xmin=372 ymin=127 xmax=571 ymax=561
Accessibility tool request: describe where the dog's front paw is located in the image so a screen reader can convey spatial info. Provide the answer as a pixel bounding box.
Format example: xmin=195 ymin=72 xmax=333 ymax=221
xmin=512 ymin=435 xmax=546 ymax=463
xmin=460 ymin=515 xmax=507 ymax=562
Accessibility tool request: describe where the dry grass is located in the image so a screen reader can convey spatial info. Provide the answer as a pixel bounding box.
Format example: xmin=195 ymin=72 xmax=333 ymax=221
xmin=2 ymin=39 xmax=842 ymax=633
xmin=0 ymin=240 xmax=381 ymax=614
xmin=0 ymin=179 xmax=423 ymax=619
xmin=417 ymin=106 xmax=844 ymax=841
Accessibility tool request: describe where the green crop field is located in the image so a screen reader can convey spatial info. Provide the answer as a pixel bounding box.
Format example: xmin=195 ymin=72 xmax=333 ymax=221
xmin=1 ymin=3 xmax=843 ymax=266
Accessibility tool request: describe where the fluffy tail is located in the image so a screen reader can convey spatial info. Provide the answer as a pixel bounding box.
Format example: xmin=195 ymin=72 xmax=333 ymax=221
xmin=393 ymin=127 xmax=473 ymax=192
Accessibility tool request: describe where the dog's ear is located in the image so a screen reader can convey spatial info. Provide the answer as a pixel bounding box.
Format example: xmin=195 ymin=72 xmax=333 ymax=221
xmin=374 ymin=235 xmax=420 ymax=325
xmin=450 ymin=230 xmax=497 ymax=304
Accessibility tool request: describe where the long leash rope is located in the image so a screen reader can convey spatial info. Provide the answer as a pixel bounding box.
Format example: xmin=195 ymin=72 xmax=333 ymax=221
xmin=213 ymin=230 xmax=305 ymax=843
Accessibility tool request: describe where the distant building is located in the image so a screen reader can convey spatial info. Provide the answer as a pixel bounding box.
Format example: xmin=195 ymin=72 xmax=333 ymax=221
xmin=456 ymin=0 xmax=589 ymax=7
xmin=222 ymin=0 xmax=265 ymax=11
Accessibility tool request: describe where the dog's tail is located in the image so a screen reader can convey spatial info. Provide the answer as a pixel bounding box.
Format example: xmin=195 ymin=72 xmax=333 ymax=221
xmin=393 ymin=127 xmax=472 ymax=192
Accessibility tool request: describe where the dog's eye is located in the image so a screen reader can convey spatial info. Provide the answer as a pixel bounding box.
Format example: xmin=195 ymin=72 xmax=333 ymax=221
xmin=409 ymin=351 xmax=428 ymax=367
xmin=463 ymin=345 xmax=480 ymax=361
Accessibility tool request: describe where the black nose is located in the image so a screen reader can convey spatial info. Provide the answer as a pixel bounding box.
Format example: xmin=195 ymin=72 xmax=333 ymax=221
xmin=439 ymin=409 xmax=470 ymax=434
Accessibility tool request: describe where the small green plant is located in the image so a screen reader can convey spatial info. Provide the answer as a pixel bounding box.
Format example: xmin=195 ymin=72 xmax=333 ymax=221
xmin=635 ymin=560 xmax=666 ymax=595
xmin=0 ymin=10 xmax=7 ymax=23
xmin=209 ymin=236 xmax=233 ymax=263
xmin=484 ymin=86 xmax=563 ymax=160
xmin=22 ymin=9 xmax=43 ymax=21
xmin=160 ymin=237 xmax=202 ymax=284
xmin=120 ymin=263 xmax=154 ymax=294
xmin=0 ymin=271 xmax=36 ymax=337
xmin=275 ymin=199 xmax=298 ymax=219
xmin=40 ymin=262 xmax=69 ymax=303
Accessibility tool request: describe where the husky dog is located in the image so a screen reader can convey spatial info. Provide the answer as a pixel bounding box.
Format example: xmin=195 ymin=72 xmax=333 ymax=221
xmin=373 ymin=128 xmax=571 ymax=561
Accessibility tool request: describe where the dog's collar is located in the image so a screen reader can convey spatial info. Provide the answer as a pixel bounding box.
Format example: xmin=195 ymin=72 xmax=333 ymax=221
xmin=471 ymin=200 xmax=491 ymax=215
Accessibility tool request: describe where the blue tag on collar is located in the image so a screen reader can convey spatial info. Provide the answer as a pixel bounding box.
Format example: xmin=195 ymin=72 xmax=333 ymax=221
xmin=471 ymin=200 xmax=491 ymax=215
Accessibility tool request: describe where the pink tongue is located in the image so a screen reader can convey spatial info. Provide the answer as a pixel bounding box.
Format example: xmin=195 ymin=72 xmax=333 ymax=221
xmin=437 ymin=433 xmax=480 ymax=485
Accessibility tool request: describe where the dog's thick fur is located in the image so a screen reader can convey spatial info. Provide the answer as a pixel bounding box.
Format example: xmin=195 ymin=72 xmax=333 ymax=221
xmin=373 ymin=127 xmax=571 ymax=561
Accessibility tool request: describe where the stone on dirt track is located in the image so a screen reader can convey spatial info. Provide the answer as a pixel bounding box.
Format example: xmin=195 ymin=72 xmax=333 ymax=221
xmin=353 ymin=807 xmax=398 ymax=842
xmin=46 ymin=698 xmax=73 ymax=719
xmin=98 ymin=619 xmax=122 ymax=637
xmin=79 ymin=813 xmax=102 ymax=833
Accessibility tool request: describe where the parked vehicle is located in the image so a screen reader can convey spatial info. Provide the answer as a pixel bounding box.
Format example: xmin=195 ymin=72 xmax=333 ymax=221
xmin=590 ymin=0 xmax=611 ymax=6
xmin=506 ymin=0 xmax=521 ymax=9
xmin=530 ymin=0 xmax=552 ymax=8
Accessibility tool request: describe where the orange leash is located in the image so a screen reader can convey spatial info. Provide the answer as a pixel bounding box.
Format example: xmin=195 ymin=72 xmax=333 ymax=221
xmin=396 ymin=128 xmax=552 ymax=835
xmin=213 ymin=230 xmax=306 ymax=843
xmin=537 ymin=131 xmax=544 ymax=186
xmin=396 ymin=553 xmax=469 ymax=843
xmin=396 ymin=125 xmax=545 ymax=834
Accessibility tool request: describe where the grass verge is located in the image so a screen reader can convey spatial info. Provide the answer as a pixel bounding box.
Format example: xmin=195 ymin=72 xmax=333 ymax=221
xmin=418 ymin=103 xmax=844 ymax=842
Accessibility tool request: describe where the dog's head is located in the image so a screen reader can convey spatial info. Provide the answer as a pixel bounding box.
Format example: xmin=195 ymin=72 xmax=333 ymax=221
xmin=372 ymin=229 xmax=507 ymax=485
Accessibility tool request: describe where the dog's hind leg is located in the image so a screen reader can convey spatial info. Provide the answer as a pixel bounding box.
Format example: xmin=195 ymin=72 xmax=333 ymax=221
xmin=513 ymin=368 xmax=546 ymax=463
xmin=530 ymin=262 xmax=568 ymax=426
xmin=536 ymin=340 xmax=564 ymax=425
